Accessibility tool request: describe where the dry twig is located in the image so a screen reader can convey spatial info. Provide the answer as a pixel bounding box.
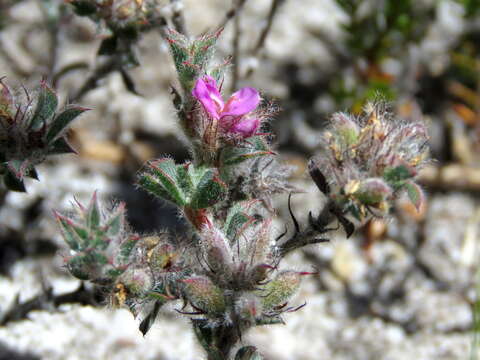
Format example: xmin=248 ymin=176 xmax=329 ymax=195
xmin=216 ymin=0 xmax=248 ymax=31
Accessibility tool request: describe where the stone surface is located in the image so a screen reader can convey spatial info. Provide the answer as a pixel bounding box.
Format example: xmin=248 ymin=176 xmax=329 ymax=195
xmin=0 ymin=0 xmax=476 ymax=359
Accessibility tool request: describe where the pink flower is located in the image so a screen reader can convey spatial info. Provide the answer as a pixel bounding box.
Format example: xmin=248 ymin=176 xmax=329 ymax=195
xmin=192 ymin=75 xmax=261 ymax=138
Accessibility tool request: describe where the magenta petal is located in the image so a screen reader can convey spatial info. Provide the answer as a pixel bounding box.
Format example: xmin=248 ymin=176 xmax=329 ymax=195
xmin=192 ymin=76 xmax=223 ymax=119
xmin=222 ymin=87 xmax=260 ymax=117
xmin=203 ymin=75 xmax=219 ymax=92
xmin=231 ymin=117 xmax=260 ymax=138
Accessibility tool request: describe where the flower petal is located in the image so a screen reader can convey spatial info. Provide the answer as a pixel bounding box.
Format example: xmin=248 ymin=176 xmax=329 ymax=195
xmin=192 ymin=76 xmax=224 ymax=119
xmin=222 ymin=87 xmax=260 ymax=117
xmin=230 ymin=117 xmax=260 ymax=138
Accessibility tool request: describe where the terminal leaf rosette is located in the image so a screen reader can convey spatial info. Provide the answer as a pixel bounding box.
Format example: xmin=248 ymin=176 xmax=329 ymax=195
xmin=54 ymin=192 xmax=136 ymax=284
xmin=0 ymin=79 xmax=87 ymax=192
xmin=166 ymin=29 xmax=224 ymax=95
xmin=311 ymin=103 xmax=429 ymax=220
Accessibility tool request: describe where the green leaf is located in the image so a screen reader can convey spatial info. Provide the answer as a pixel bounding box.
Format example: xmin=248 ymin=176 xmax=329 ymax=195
xmin=139 ymin=300 xmax=164 ymax=336
xmin=209 ymin=62 xmax=229 ymax=83
xmin=260 ymin=271 xmax=301 ymax=310
xmin=3 ymin=170 xmax=26 ymax=192
xmin=86 ymin=192 xmax=101 ymax=229
xmin=67 ymin=255 xmax=90 ymax=280
xmin=89 ymin=251 xmax=108 ymax=265
xmin=188 ymin=165 xmax=208 ymax=186
xmin=192 ymin=33 xmax=218 ymax=68
xmin=220 ymin=136 xmax=272 ymax=166
xmin=118 ymin=237 xmax=137 ymax=262
xmin=58 ymin=216 xmax=90 ymax=248
xmin=7 ymin=159 xmax=28 ymax=179
xmin=91 ymin=230 xmax=109 ymax=250
xmin=147 ymin=291 xmax=172 ymax=302
xmin=249 ymin=136 xmax=270 ymax=151
xmin=69 ymin=0 xmax=97 ymax=16
xmin=106 ymin=206 xmax=125 ymax=237
xmin=404 ymin=181 xmax=424 ymax=210
xmin=168 ymin=38 xmax=188 ymax=68
xmin=98 ymin=36 xmax=118 ymax=56
xmin=383 ymin=165 xmax=414 ymax=188
xmin=72 ymin=224 xmax=90 ymax=244
xmin=106 ymin=268 xmax=125 ymax=278
xmin=345 ymin=203 xmax=362 ymax=221
xmin=255 ymin=316 xmax=284 ymax=326
xmin=140 ymin=159 xmax=186 ymax=206
xmin=226 ymin=212 xmax=251 ymax=240
xmin=224 ymin=201 xmax=256 ymax=240
xmin=178 ymin=63 xmax=197 ymax=93
xmin=138 ymin=174 xmax=179 ymax=204
xmin=189 ymin=169 xmax=227 ymax=209
xmin=176 ymin=163 xmax=194 ymax=198
xmin=191 ymin=319 xmax=223 ymax=360
xmin=25 ymin=167 xmax=39 ymax=180
xmin=235 ymin=346 xmax=264 ymax=360
xmin=46 ymin=107 xmax=87 ymax=143
xmin=47 ymin=137 xmax=77 ymax=155
xmin=29 ymin=82 xmax=58 ymax=130
xmin=55 ymin=212 xmax=81 ymax=251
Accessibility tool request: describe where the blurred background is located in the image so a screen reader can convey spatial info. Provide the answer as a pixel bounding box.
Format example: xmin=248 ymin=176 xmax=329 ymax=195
xmin=0 ymin=0 xmax=479 ymax=359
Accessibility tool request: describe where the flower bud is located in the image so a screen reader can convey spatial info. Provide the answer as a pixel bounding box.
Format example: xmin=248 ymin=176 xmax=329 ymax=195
xmin=250 ymin=219 xmax=273 ymax=266
xmin=355 ymin=178 xmax=392 ymax=206
xmin=332 ymin=112 xmax=359 ymax=146
xmin=65 ymin=255 xmax=93 ymax=281
xmin=183 ymin=276 xmax=226 ymax=315
xmin=261 ymin=271 xmax=301 ymax=310
xmin=118 ymin=268 xmax=153 ymax=296
xmin=235 ymin=293 xmax=262 ymax=324
xmin=230 ymin=117 xmax=260 ymax=138
xmin=201 ymin=227 xmax=233 ymax=277
xmin=249 ymin=264 xmax=270 ymax=285
xmin=147 ymin=242 xmax=177 ymax=271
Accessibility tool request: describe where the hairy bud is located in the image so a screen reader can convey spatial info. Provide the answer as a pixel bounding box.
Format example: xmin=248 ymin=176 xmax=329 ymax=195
xmin=354 ymin=178 xmax=393 ymax=214
xmin=183 ymin=276 xmax=226 ymax=316
xmin=117 ymin=268 xmax=153 ymax=296
xmin=260 ymin=271 xmax=301 ymax=311
xmin=201 ymin=226 xmax=233 ymax=278
xmin=312 ymin=102 xmax=428 ymax=220
xmin=147 ymin=241 xmax=178 ymax=272
xmin=332 ymin=112 xmax=360 ymax=147
xmin=235 ymin=293 xmax=263 ymax=324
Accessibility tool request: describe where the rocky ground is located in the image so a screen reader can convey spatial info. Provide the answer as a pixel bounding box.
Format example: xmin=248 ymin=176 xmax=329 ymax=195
xmin=0 ymin=0 xmax=478 ymax=359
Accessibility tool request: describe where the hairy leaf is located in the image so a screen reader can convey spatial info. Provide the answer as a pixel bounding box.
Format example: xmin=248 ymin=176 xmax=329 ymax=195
xmin=46 ymin=107 xmax=87 ymax=143
xmin=30 ymin=82 xmax=58 ymax=130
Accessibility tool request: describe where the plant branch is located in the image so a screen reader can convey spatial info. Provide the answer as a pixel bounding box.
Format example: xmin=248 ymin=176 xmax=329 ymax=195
xmin=230 ymin=5 xmax=242 ymax=93
xmin=216 ymin=0 xmax=248 ymax=31
xmin=170 ymin=0 xmax=187 ymax=35
xmin=0 ymin=282 xmax=99 ymax=326
xmin=0 ymin=35 xmax=30 ymax=78
xmin=277 ymin=194 xmax=333 ymax=256
xmin=52 ymin=61 xmax=89 ymax=88
xmin=70 ymin=57 xmax=116 ymax=103
xmin=244 ymin=0 xmax=285 ymax=79
xmin=252 ymin=0 xmax=284 ymax=55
